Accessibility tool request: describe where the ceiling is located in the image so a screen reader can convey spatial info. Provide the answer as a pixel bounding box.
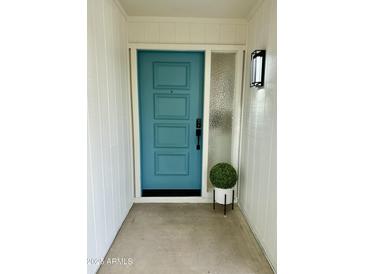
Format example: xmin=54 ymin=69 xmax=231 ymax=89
xmin=118 ymin=0 xmax=257 ymax=19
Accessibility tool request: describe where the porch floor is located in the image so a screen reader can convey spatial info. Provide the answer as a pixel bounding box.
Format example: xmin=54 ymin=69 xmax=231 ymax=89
xmin=98 ymin=203 xmax=274 ymax=274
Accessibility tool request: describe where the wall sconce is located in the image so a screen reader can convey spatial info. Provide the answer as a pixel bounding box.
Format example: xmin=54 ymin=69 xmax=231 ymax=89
xmin=250 ymin=50 xmax=266 ymax=88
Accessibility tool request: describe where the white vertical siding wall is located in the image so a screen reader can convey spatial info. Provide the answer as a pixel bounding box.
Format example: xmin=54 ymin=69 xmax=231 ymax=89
xmin=87 ymin=0 xmax=133 ymax=273
xmin=238 ymin=0 xmax=277 ymax=271
xmin=127 ymin=17 xmax=247 ymax=45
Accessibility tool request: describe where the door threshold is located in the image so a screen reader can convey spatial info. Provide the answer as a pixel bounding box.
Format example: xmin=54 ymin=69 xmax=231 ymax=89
xmin=134 ymin=196 xmax=211 ymax=203
xmin=142 ymin=189 xmax=201 ymax=197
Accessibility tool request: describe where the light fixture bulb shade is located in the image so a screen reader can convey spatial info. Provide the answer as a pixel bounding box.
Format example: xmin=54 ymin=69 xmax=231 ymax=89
xmin=250 ymin=50 xmax=266 ymax=88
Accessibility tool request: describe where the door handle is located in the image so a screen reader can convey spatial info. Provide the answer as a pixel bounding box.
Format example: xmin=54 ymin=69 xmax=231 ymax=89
xmin=196 ymin=119 xmax=201 ymax=150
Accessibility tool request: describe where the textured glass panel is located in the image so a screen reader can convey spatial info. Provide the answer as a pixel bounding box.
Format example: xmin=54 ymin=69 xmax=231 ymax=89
xmin=208 ymin=53 xmax=236 ymax=188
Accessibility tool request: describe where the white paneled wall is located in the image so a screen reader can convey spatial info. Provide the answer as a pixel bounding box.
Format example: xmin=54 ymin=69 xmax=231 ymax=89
xmin=128 ymin=17 xmax=247 ymax=45
xmin=88 ymin=0 xmax=133 ymax=273
xmin=238 ymin=0 xmax=277 ymax=271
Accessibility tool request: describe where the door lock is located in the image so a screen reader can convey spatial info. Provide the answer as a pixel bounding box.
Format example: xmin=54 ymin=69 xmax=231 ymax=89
xmin=196 ymin=118 xmax=202 ymax=150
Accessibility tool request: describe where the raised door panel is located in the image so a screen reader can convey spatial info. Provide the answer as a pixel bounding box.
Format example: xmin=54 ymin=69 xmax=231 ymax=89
xmin=154 ymin=94 xmax=190 ymax=120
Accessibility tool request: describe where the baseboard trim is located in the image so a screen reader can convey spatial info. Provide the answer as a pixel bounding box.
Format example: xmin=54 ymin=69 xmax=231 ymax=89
xmin=237 ymin=203 xmax=277 ymax=273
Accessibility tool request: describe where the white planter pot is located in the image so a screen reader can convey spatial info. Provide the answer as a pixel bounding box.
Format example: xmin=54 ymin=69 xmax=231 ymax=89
xmin=214 ymin=187 xmax=235 ymax=205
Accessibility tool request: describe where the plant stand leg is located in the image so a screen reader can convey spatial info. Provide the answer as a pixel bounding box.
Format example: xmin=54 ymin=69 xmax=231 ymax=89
xmin=213 ymin=189 xmax=215 ymax=210
xmin=224 ymin=194 xmax=226 ymax=216
xmin=232 ymin=190 xmax=234 ymax=210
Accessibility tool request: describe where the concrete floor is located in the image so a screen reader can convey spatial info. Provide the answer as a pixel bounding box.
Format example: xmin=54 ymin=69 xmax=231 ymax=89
xmin=98 ymin=203 xmax=274 ymax=274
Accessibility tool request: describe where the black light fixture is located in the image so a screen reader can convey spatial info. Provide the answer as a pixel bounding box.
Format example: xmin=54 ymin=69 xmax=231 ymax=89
xmin=250 ymin=50 xmax=266 ymax=88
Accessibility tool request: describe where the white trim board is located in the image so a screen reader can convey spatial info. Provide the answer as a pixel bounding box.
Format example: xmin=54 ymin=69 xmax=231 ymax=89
xmin=237 ymin=51 xmax=248 ymax=200
xmin=201 ymin=50 xmax=211 ymax=198
xmin=129 ymin=43 xmax=244 ymax=202
xmin=128 ymin=43 xmax=245 ymax=51
xmin=130 ymin=48 xmax=141 ymax=198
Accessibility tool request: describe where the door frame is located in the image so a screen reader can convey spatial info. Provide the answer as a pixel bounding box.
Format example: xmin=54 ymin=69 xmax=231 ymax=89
xmin=129 ymin=43 xmax=245 ymax=202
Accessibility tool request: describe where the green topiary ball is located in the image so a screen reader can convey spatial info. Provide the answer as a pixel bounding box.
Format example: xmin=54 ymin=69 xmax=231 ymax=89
xmin=209 ymin=163 xmax=238 ymax=189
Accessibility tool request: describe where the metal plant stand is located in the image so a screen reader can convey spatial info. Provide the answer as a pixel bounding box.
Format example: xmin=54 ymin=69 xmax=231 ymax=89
xmin=213 ymin=189 xmax=235 ymax=216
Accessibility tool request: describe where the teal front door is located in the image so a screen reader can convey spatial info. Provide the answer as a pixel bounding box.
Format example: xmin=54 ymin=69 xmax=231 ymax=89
xmin=138 ymin=51 xmax=204 ymax=196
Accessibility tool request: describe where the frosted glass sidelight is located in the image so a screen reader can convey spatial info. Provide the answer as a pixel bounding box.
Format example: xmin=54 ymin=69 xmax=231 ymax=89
xmin=208 ymin=53 xmax=236 ymax=189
